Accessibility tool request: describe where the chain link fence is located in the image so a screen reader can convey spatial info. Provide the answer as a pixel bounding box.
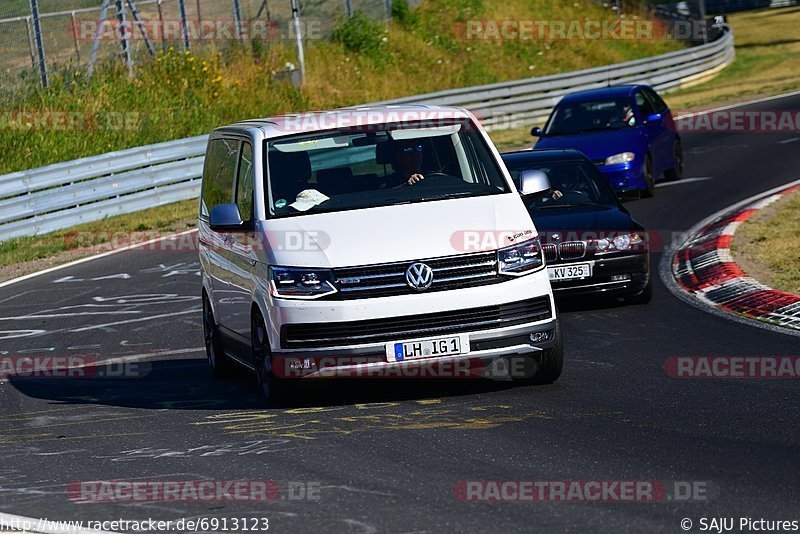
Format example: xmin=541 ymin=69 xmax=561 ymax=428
xmin=0 ymin=0 xmax=402 ymax=88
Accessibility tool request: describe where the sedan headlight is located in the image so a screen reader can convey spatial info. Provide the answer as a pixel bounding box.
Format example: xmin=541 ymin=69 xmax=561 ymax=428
xmin=498 ymin=238 xmax=545 ymax=276
xmin=594 ymin=233 xmax=644 ymax=254
xmin=604 ymin=152 xmax=635 ymax=166
xmin=269 ymin=266 xmax=337 ymax=299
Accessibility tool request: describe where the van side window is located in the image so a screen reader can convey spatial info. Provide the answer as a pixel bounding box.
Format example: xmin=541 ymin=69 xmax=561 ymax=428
xmin=200 ymin=138 xmax=240 ymax=218
xmin=236 ymin=142 xmax=254 ymax=222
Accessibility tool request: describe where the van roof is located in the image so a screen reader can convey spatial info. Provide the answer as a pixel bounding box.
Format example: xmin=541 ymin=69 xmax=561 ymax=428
xmin=212 ymin=105 xmax=475 ymax=139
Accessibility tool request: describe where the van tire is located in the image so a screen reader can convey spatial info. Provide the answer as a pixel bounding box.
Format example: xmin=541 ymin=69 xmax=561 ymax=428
xmin=252 ymin=310 xmax=290 ymax=404
xmin=203 ymin=294 xmax=234 ymax=379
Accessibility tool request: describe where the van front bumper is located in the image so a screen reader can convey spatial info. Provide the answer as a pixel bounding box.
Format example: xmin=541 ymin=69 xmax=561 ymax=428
xmin=271 ymin=317 xmax=558 ymax=380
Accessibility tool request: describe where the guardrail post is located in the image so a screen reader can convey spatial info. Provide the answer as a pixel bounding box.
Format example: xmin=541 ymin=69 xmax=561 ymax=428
xmin=28 ymin=0 xmax=48 ymax=87
xmin=344 ymin=0 xmax=353 ymax=17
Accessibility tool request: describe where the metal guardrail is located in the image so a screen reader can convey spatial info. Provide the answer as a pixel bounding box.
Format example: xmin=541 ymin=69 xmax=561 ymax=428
xmin=0 ymin=30 xmax=735 ymax=242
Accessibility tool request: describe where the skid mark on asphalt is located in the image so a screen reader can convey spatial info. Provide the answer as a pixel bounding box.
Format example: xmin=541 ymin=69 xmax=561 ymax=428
xmin=191 ymin=403 xmax=603 ymax=440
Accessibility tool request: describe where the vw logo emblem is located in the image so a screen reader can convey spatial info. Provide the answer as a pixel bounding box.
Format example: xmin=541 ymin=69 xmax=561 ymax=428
xmin=405 ymin=262 xmax=433 ymax=291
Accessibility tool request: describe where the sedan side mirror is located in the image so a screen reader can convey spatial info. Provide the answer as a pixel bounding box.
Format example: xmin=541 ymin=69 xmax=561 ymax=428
xmin=617 ymin=189 xmax=641 ymax=202
xmin=209 ymin=203 xmax=249 ymax=232
xmin=530 ymin=126 xmax=542 ymax=137
xmin=645 ymin=113 xmax=663 ymax=124
xmin=519 ymin=170 xmax=551 ymax=198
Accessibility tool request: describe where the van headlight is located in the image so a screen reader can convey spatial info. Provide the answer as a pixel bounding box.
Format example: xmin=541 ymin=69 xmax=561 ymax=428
xmin=498 ymin=238 xmax=545 ymax=276
xmin=604 ymin=152 xmax=635 ymax=166
xmin=269 ymin=267 xmax=338 ymax=299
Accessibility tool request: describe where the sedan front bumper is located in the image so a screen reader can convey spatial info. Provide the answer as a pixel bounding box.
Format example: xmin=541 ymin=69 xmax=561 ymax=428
xmin=549 ymin=253 xmax=649 ymax=297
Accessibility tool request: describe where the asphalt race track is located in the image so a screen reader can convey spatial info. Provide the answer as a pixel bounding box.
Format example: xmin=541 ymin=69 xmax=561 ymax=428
xmin=2 ymin=94 xmax=800 ymax=533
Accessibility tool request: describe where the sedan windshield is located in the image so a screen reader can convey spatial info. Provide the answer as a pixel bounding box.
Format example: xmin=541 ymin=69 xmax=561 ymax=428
xmin=545 ymin=98 xmax=637 ymax=135
xmin=265 ymin=121 xmax=509 ymax=217
xmin=504 ymin=159 xmax=619 ymax=209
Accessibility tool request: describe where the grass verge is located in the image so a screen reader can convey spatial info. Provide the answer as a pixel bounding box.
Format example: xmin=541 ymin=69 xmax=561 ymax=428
xmin=732 ymin=190 xmax=800 ymax=295
xmin=4 ymin=4 xmax=799 ymax=279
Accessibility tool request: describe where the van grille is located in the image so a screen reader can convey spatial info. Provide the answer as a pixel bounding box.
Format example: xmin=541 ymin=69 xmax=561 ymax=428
xmin=282 ymin=296 xmax=552 ymax=349
xmin=329 ymin=251 xmax=503 ymax=300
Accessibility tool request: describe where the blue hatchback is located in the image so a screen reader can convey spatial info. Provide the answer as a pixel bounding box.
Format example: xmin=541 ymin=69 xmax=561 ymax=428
xmin=532 ymin=85 xmax=683 ymax=197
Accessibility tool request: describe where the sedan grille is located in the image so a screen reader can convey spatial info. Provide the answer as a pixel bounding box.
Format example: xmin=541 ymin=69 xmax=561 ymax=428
xmin=558 ymin=241 xmax=587 ymax=260
xmin=542 ymin=241 xmax=587 ymax=262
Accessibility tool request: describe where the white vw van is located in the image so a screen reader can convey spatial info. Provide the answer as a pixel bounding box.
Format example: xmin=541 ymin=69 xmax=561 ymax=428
xmin=198 ymin=105 xmax=562 ymax=401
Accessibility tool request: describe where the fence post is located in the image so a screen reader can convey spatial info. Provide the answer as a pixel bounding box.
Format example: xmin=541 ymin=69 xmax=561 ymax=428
xmin=178 ymin=0 xmax=191 ymax=51
xmin=290 ymin=0 xmax=305 ymax=83
xmin=114 ymin=0 xmax=133 ymax=77
xmin=344 ymin=0 xmax=353 ymax=17
xmin=24 ymin=17 xmax=37 ymax=71
xmin=384 ymin=0 xmax=391 ymax=21
xmin=157 ymin=0 xmax=165 ymax=49
xmin=232 ymin=0 xmax=244 ymax=41
xmin=28 ymin=0 xmax=48 ymax=87
xmin=70 ymin=11 xmax=82 ymax=62
xmin=87 ymin=0 xmax=112 ymax=77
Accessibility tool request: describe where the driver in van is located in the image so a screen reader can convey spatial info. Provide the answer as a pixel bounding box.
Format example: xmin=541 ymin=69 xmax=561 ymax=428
xmin=386 ymin=139 xmax=427 ymax=188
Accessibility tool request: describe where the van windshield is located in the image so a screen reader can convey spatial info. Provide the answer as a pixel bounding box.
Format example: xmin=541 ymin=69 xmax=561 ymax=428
xmin=264 ymin=121 xmax=510 ymax=217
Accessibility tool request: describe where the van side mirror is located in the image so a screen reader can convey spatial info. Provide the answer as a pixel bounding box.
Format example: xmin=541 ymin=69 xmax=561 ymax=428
xmin=530 ymin=126 xmax=542 ymax=137
xmin=519 ymin=170 xmax=551 ymax=198
xmin=209 ymin=203 xmax=249 ymax=231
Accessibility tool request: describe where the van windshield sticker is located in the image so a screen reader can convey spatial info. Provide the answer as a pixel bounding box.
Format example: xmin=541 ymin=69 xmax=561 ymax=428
xmin=274 ymin=199 xmax=287 ymax=209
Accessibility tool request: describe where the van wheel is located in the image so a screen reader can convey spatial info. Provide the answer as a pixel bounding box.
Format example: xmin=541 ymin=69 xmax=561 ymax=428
xmin=515 ymin=321 xmax=564 ymax=385
xmin=252 ymin=311 xmax=289 ymax=403
xmin=203 ymin=295 xmax=233 ymax=378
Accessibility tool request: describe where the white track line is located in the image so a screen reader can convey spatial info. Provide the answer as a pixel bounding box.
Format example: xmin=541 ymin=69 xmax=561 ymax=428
xmin=0 ymin=511 xmax=119 ymax=534
xmin=0 ymin=229 xmax=197 ymax=291
xmin=655 ymin=176 xmax=714 ymax=188
xmin=674 ymin=89 xmax=800 ymax=120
